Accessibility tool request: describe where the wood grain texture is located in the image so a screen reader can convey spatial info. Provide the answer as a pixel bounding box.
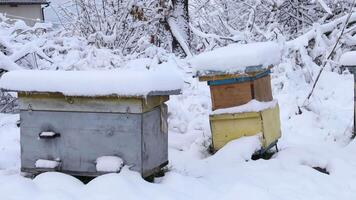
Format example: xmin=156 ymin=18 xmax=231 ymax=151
xmin=18 ymin=92 xmax=169 ymax=114
xmin=253 ymin=75 xmax=273 ymax=102
xmin=20 ymin=105 xmax=168 ymax=178
xmin=209 ymin=103 xmax=281 ymax=151
xmin=210 ymin=81 xmax=253 ymax=110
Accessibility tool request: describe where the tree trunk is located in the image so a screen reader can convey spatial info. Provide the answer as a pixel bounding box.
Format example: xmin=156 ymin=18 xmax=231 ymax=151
xmin=171 ymin=0 xmax=191 ymax=56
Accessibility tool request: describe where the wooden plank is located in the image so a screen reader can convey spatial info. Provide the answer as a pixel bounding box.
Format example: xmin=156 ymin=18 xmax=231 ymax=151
xmin=20 ymin=107 xmax=167 ymax=178
xmin=209 ymin=103 xmax=281 ymax=151
xmin=209 ymin=111 xmax=259 ymax=120
xmin=142 ymin=105 xmax=168 ymax=176
xmin=199 ymin=73 xmax=249 ymax=82
xmin=210 ymin=114 xmax=262 ymax=150
xmin=210 ymin=81 xmax=253 ymax=110
xmin=21 ymin=110 xmax=143 ymax=174
xmin=261 ymin=104 xmax=282 ymax=148
xmin=18 ymin=92 xmax=168 ymax=114
xmin=142 ymin=96 xmax=169 ymax=113
xmin=198 ymin=65 xmax=273 ymax=82
xmin=253 ymin=75 xmax=273 ymax=102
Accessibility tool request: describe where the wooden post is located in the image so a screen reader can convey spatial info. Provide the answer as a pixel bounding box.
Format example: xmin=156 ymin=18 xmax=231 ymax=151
xmin=341 ymin=66 xmax=356 ymax=138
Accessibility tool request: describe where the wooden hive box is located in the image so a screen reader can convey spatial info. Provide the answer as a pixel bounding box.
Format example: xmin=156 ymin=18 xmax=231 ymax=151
xmin=0 ymin=70 xmax=182 ymax=178
xmin=205 ymin=69 xmax=273 ymax=110
xmin=209 ymin=101 xmax=281 ymax=151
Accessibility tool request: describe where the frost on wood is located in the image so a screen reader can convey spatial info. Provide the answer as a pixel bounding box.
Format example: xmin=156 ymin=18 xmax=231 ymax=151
xmin=0 ymin=65 xmax=183 ymax=97
xmin=191 ymin=42 xmax=282 ymax=75
xmin=96 ymin=156 xmax=124 ymax=173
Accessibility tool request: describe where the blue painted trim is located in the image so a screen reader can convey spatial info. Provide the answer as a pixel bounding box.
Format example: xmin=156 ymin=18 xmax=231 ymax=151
xmin=208 ymin=76 xmax=252 ymax=86
xmin=208 ymin=70 xmax=271 ymax=86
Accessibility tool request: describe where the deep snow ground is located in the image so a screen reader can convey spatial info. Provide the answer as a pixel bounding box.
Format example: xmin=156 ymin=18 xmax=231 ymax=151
xmin=0 ymin=62 xmax=355 ymax=200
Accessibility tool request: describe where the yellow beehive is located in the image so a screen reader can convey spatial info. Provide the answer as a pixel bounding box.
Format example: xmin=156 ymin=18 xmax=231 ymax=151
xmin=209 ymin=103 xmax=281 ymax=151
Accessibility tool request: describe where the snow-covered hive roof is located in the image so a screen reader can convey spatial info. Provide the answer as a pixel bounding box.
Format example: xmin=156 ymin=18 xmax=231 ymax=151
xmin=340 ymin=51 xmax=356 ymax=67
xmin=191 ymin=42 xmax=282 ymax=77
xmin=0 ymin=0 xmax=48 ymax=4
xmin=0 ymin=68 xmax=183 ymax=97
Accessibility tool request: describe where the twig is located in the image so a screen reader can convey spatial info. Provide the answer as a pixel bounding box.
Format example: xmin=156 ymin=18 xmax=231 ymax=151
xmin=0 ymin=97 xmax=16 ymax=113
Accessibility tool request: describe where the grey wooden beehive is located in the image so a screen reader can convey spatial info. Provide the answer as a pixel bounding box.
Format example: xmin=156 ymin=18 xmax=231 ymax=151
xmin=18 ymin=92 xmax=177 ymax=178
xmin=0 ymin=69 xmax=182 ymax=178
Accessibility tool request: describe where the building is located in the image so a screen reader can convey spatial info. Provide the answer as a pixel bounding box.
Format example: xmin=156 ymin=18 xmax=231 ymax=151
xmin=0 ymin=0 xmax=49 ymax=26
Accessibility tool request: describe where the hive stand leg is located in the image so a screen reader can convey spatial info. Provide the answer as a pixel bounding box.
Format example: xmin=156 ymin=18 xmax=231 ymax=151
xmin=275 ymin=143 xmax=279 ymax=152
xmin=21 ymin=171 xmax=37 ymax=179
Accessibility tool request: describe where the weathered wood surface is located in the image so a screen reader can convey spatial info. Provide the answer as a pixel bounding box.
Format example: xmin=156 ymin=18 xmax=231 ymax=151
xmin=20 ymin=105 xmax=168 ymax=177
xmin=253 ymin=75 xmax=273 ymax=102
xmin=18 ymin=92 xmax=169 ymax=114
xmin=142 ymin=104 xmax=168 ymax=177
xmin=198 ymin=65 xmax=273 ymax=82
xmin=208 ymin=73 xmax=273 ymax=110
xmin=210 ymin=81 xmax=253 ymax=110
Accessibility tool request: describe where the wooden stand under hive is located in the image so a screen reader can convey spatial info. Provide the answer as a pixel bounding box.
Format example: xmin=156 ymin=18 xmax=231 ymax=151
xmin=0 ymin=70 xmax=182 ymax=178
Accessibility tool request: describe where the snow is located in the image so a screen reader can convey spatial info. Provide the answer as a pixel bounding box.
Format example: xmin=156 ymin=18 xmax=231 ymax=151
xmin=96 ymin=156 xmax=124 ymax=173
xmin=35 ymin=159 xmax=60 ymax=169
xmin=0 ymin=66 xmax=183 ymax=97
xmin=167 ymin=17 xmax=193 ymax=58
xmin=0 ymin=59 xmax=355 ymax=199
xmin=190 ymin=42 xmax=282 ymax=75
xmin=339 ymin=51 xmax=356 ymax=66
xmin=211 ymin=100 xmax=278 ymax=115
xmin=1 ymin=10 xmax=356 ymax=200
xmin=39 ymin=131 xmax=56 ymax=137
xmin=317 ymin=0 xmax=332 ymax=14
xmin=0 ymin=51 xmax=21 ymax=71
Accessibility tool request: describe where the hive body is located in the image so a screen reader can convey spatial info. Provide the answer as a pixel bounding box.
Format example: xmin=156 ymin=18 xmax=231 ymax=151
xmin=19 ymin=93 xmax=169 ymax=177
xmin=208 ymin=70 xmax=273 ymax=110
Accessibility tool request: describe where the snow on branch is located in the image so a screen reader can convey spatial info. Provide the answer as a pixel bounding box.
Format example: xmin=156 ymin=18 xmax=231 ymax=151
xmin=0 ymin=52 xmax=21 ymax=71
xmin=317 ymin=0 xmax=333 ymax=15
xmin=190 ymin=24 xmax=244 ymax=42
xmin=287 ymin=12 xmax=356 ymax=49
xmin=168 ymin=17 xmax=193 ymax=57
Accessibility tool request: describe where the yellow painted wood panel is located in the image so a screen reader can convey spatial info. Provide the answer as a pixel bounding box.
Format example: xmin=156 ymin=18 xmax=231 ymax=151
xmin=261 ymin=104 xmax=282 ymax=147
xmin=210 ymin=116 xmax=262 ymax=150
xmin=18 ymin=92 xmax=169 ymax=114
xmin=210 ymin=103 xmax=281 ymax=151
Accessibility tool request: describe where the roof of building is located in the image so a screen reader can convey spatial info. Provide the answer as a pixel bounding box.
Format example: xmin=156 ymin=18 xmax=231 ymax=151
xmin=0 ymin=0 xmax=48 ymax=5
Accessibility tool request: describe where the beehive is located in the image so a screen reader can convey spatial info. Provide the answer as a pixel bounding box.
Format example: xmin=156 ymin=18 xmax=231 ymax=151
xmin=0 ymin=70 xmax=182 ymax=178
xmin=209 ymin=102 xmax=281 ymax=151
xmin=192 ymin=42 xmax=282 ymax=152
xmin=206 ymin=69 xmax=273 ymax=110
